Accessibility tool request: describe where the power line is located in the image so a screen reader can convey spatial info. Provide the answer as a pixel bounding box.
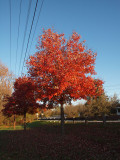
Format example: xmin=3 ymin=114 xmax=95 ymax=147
xmin=21 ymin=0 xmax=39 ymax=75
xmin=104 ymin=88 xmax=120 ymax=92
xmin=104 ymin=84 xmax=120 ymax=88
xmin=28 ymin=0 xmax=44 ymax=57
xmin=18 ymin=0 xmax=32 ymax=76
xmin=105 ymin=91 xmax=120 ymax=96
xmin=9 ymin=0 xmax=11 ymax=70
xmin=15 ymin=0 xmax=22 ymax=77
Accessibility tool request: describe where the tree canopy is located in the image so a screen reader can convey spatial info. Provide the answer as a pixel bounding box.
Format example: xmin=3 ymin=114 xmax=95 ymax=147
xmin=27 ymin=29 xmax=104 ymax=104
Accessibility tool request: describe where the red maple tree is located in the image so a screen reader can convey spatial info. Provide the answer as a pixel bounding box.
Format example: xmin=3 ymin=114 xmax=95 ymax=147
xmin=26 ymin=29 xmax=104 ymax=134
xmin=2 ymin=76 xmax=39 ymax=130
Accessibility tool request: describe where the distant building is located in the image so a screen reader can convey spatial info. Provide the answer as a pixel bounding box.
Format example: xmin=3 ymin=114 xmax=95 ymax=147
xmin=116 ymin=107 xmax=120 ymax=115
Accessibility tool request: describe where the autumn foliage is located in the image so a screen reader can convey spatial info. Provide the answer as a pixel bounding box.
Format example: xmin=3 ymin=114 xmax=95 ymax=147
xmin=2 ymin=76 xmax=38 ymax=130
xmin=3 ymin=77 xmax=37 ymax=115
xmin=13 ymin=76 xmax=38 ymax=114
xmin=26 ymin=28 xmax=104 ymax=133
xmin=27 ymin=29 xmax=103 ymax=103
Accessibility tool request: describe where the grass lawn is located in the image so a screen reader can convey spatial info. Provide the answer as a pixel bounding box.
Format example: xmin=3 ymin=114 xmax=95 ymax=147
xmin=0 ymin=121 xmax=120 ymax=160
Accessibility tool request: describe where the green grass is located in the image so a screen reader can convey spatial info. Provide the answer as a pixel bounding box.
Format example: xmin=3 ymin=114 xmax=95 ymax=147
xmin=0 ymin=125 xmax=23 ymax=130
xmin=27 ymin=120 xmax=54 ymax=128
xmin=0 ymin=120 xmax=59 ymax=130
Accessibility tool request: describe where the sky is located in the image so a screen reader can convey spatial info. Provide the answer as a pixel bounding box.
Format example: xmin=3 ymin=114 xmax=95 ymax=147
xmin=0 ymin=0 xmax=120 ymax=101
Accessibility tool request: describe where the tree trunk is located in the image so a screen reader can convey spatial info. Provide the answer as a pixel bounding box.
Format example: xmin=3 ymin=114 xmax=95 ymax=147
xmin=24 ymin=112 xmax=26 ymax=131
xmin=73 ymin=117 xmax=75 ymax=124
xmin=61 ymin=102 xmax=64 ymax=135
xmin=13 ymin=115 xmax=16 ymax=130
xmin=102 ymin=114 xmax=106 ymax=125
xmin=85 ymin=117 xmax=88 ymax=125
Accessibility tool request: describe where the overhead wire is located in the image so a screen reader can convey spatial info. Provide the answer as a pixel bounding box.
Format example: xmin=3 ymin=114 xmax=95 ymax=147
xmin=15 ymin=0 xmax=22 ymax=77
xmin=9 ymin=0 xmax=14 ymax=86
xmin=28 ymin=0 xmax=44 ymax=57
xmin=104 ymin=85 xmax=120 ymax=97
xmin=105 ymin=88 xmax=120 ymax=91
xmin=9 ymin=0 xmax=11 ymax=71
xmin=18 ymin=0 xmax=32 ymax=76
xmin=21 ymin=0 xmax=39 ymax=75
xmin=104 ymin=84 xmax=120 ymax=88
xmin=104 ymin=84 xmax=120 ymax=93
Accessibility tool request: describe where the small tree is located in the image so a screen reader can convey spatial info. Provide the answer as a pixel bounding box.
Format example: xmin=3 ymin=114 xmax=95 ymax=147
xmin=27 ymin=29 xmax=104 ymax=134
xmin=2 ymin=76 xmax=38 ymax=130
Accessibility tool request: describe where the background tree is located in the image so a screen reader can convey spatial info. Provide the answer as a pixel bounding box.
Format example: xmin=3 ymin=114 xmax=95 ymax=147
xmin=27 ymin=29 xmax=104 ymax=134
xmin=0 ymin=61 xmax=13 ymax=125
xmin=64 ymin=105 xmax=78 ymax=118
xmin=64 ymin=105 xmax=79 ymax=123
xmin=75 ymin=103 xmax=86 ymax=117
xmin=53 ymin=106 xmax=60 ymax=116
xmin=43 ymin=109 xmax=53 ymax=118
xmin=110 ymin=94 xmax=120 ymax=114
xmin=85 ymin=93 xmax=111 ymax=124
